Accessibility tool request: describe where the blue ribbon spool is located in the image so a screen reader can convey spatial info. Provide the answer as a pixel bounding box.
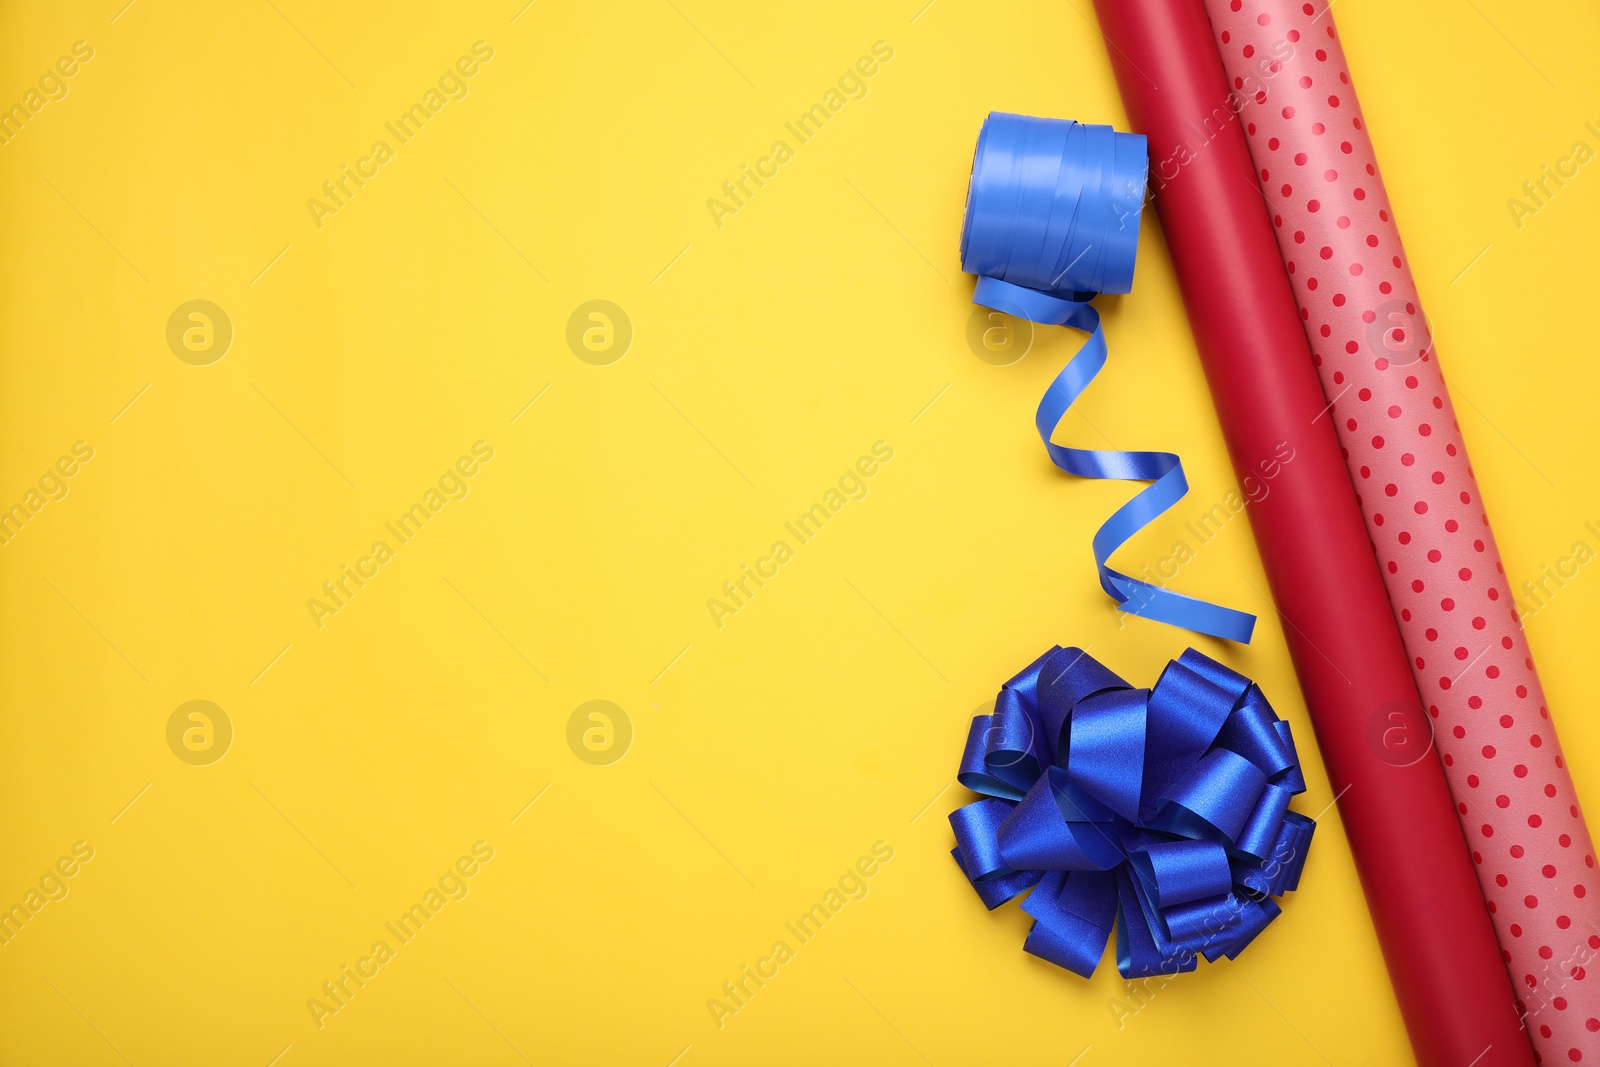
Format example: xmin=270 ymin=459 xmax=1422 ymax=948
xmin=960 ymin=112 xmax=1256 ymax=643
xmin=949 ymin=646 xmax=1314 ymax=979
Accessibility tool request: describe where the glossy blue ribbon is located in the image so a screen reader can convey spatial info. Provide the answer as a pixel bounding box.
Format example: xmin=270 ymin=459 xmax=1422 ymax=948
xmin=949 ymin=646 xmax=1314 ymax=978
xmin=960 ymin=112 xmax=1256 ymax=643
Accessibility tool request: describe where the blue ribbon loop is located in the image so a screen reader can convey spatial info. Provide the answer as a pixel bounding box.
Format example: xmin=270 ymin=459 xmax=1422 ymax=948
xmin=951 ymin=646 xmax=1314 ymax=978
xmin=960 ymin=112 xmax=1256 ymax=644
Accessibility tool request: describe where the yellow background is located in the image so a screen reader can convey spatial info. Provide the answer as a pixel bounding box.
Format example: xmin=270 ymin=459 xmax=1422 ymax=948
xmin=1 ymin=1 xmax=1597 ymax=1063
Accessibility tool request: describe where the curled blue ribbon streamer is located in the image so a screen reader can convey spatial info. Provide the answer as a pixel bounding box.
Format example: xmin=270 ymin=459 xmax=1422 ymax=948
xmin=960 ymin=112 xmax=1256 ymax=644
xmin=950 ymin=646 xmax=1314 ymax=978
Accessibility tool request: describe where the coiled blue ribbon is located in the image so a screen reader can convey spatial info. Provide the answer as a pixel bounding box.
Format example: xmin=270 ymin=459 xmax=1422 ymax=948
xmin=949 ymin=646 xmax=1313 ymax=978
xmin=960 ymin=112 xmax=1256 ymax=643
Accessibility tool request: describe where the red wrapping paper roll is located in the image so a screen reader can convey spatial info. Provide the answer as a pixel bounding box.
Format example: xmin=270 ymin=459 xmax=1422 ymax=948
xmin=1202 ymin=1 xmax=1600 ymax=1058
xmin=1088 ymin=2 xmax=1533 ymax=1064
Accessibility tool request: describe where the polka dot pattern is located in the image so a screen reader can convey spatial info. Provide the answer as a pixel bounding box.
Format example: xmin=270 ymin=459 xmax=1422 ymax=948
xmin=1205 ymin=1 xmax=1600 ymax=1060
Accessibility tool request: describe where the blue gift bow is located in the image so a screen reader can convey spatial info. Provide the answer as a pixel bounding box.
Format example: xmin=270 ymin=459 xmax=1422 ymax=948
xmin=960 ymin=111 xmax=1256 ymax=643
xmin=949 ymin=646 xmax=1314 ymax=978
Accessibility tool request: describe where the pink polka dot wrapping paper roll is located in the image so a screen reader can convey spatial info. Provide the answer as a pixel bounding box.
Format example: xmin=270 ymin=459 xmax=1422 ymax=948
xmin=1202 ymin=0 xmax=1600 ymax=1059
